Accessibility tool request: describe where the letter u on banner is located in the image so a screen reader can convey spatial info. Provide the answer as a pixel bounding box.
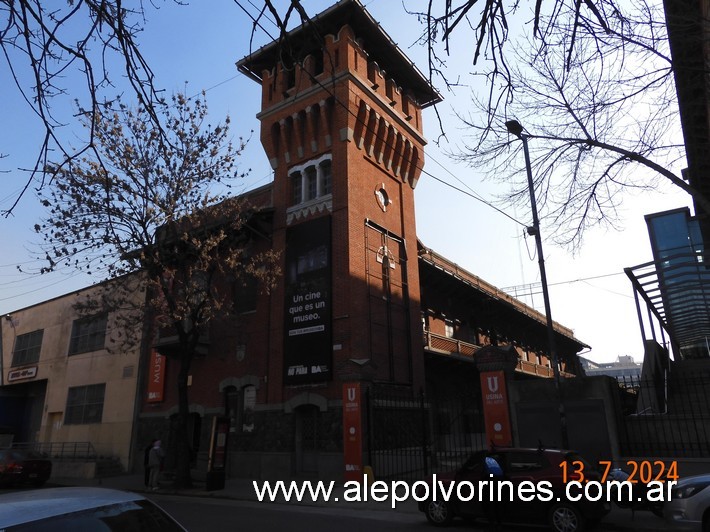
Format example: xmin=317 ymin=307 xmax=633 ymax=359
xmin=480 ymin=370 xmax=512 ymax=447
xmin=342 ymin=382 xmax=363 ymax=481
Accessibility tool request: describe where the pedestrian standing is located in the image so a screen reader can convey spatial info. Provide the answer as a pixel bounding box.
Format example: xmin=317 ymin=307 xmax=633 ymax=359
xmin=148 ymin=439 xmax=165 ymax=491
xmin=144 ymin=439 xmax=157 ymax=487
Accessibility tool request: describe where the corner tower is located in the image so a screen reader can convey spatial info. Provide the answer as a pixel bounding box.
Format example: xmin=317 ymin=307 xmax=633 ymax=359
xmin=238 ymin=0 xmax=440 ymax=401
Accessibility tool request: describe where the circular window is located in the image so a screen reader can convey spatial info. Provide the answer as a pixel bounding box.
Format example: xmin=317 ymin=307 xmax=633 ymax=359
xmin=374 ymin=184 xmax=391 ymax=212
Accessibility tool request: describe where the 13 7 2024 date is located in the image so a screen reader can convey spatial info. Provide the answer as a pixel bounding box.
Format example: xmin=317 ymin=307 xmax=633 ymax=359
xmin=560 ymin=460 xmax=679 ymax=483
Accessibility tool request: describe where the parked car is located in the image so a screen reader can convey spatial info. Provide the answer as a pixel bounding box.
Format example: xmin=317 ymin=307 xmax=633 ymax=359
xmin=416 ymin=447 xmax=610 ymax=532
xmin=606 ymin=467 xmax=664 ymax=517
xmin=0 ymin=449 xmax=52 ymax=487
xmin=0 ymin=487 xmax=188 ymax=531
xmin=664 ymin=473 xmax=710 ymax=531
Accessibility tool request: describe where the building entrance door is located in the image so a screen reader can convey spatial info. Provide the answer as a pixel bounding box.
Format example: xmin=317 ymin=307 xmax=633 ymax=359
xmin=294 ymin=405 xmax=319 ymax=475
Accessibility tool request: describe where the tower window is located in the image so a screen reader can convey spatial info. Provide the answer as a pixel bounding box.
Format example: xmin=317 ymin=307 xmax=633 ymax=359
xmin=320 ymin=160 xmax=332 ymax=195
xmin=305 ymin=166 xmax=318 ymax=201
xmin=288 ymin=155 xmax=333 ymax=206
xmin=291 ymin=171 xmax=303 ymax=205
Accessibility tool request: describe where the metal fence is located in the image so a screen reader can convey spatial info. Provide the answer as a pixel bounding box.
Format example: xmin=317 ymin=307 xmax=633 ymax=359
xmin=12 ymin=441 xmax=98 ymax=460
xmin=366 ymin=385 xmax=486 ymax=480
xmin=616 ymin=374 xmax=710 ymax=458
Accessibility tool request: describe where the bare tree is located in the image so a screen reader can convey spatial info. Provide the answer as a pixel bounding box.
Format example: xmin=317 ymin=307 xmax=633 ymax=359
xmin=251 ymin=0 xmax=702 ymax=246
xmin=450 ymin=0 xmax=710 ymax=248
xmin=36 ymin=93 xmax=279 ymax=488
xmin=396 ymin=0 xmax=620 ymax=137
xmin=0 ymin=0 xmax=170 ymax=215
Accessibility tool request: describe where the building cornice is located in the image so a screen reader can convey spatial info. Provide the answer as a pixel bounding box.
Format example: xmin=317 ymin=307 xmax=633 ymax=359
xmin=256 ymin=70 xmax=428 ymax=147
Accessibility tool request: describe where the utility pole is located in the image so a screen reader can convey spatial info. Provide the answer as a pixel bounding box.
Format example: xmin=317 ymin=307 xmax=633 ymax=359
xmin=505 ymin=120 xmax=569 ymax=449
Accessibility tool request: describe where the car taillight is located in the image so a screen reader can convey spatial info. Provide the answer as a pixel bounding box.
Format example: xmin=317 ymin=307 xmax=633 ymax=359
xmin=6 ymin=462 xmax=23 ymax=473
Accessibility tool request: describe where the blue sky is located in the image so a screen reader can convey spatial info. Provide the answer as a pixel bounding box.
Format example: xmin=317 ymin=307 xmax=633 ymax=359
xmin=0 ymin=0 xmax=692 ymax=363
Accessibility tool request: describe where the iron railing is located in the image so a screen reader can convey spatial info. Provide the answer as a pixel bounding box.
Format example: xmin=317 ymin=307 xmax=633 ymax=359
xmin=12 ymin=441 xmax=98 ymax=460
xmin=423 ymin=331 xmax=575 ymax=378
xmin=616 ymin=374 xmax=710 ymax=458
xmin=366 ymin=385 xmax=486 ymax=481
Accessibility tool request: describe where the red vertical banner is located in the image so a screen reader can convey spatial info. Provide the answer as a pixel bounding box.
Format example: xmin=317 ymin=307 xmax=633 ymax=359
xmin=480 ymin=370 xmax=513 ymax=447
xmin=342 ymin=382 xmax=363 ymax=482
xmin=147 ymin=349 xmax=166 ymax=403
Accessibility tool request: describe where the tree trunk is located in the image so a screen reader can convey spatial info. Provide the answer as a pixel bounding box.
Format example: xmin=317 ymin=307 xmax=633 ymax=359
xmin=173 ymin=346 xmax=194 ymax=488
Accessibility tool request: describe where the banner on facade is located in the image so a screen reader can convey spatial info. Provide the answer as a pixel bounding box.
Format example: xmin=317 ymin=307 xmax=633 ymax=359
xmin=146 ymin=349 xmax=166 ymax=403
xmin=283 ymin=216 xmax=332 ymax=384
xmin=480 ymin=370 xmax=513 ymax=447
xmin=342 ymin=382 xmax=363 ymax=481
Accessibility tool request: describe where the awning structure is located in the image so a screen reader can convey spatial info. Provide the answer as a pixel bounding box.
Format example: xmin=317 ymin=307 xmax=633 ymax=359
xmin=625 ymin=250 xmax=710 ymax=359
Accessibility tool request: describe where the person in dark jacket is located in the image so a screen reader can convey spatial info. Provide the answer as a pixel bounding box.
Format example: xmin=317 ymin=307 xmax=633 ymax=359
xmin=148 ymin=440 xmax=166 ymax=491
xmin=143 ymin=439 xmax=157 ymax=487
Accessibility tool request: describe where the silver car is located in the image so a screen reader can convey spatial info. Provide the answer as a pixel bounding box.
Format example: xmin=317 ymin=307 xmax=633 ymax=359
xmin=664 ymin=473 xmax=710 ymax=531
xmin=0 ymin=486 xmax=188 ymax=531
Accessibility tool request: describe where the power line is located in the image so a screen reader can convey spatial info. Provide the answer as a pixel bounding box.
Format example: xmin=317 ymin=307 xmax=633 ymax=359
xmin=188 ymin=75 xmax=241 ymax=101
xmin=233 ymin=0 xmax=526 ymax=228
xmin=502 ymin=271 xmax=626 ymax=293
xmin=235 ymin=0 xmax=277 ymax=42
xmin=0 ymin=271 xmax=85 ymax=303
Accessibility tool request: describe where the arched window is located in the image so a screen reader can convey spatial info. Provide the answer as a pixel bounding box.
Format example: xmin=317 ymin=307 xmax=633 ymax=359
xmin=287 ymin=155 xmax=332 ymax=206
xmin=305 ymin=166 xmax=318 ymax=201
xmin=320 ymin=159 xmax=332 ymax=196
xmin=224 ymin=384 xmax=256 ymax=433
xmin=291 ymin=171 xmax=303 ymax=205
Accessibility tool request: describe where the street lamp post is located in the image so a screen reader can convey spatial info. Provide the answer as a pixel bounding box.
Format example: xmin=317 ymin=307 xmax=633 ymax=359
xmin=505 ymin=120 xmax=569 ymax=448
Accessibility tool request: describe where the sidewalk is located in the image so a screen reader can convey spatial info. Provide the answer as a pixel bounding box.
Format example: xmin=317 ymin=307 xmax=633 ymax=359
xmin=49 ymin=473 xmax=668 ymax=531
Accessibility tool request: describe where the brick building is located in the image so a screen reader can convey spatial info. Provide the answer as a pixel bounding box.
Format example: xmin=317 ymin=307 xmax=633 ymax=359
xmin=132 ymin=0 xmax=588 ymax=482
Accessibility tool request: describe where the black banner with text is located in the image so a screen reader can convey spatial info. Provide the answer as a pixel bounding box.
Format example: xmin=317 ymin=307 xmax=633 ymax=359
xmin=283 ymin=216 xmax=332 ymax=384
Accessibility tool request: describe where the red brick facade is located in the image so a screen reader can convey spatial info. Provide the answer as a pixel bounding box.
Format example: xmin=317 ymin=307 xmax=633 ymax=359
xmin=137 ymin=0 xmax=586 ymax=481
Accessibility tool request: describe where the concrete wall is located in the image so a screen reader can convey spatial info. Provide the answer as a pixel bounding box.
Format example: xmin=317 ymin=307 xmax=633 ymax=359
xmin=51 ymin=461 xmax=96 ymax=479
xmin=509 ymin=376 xmax=621 ymax=465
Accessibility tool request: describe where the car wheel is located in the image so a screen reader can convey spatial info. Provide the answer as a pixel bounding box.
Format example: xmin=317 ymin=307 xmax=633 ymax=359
xmin=32 ymin=479 xmax=47 ymax=488
xmin=702 ymin=510 xmax=710 ymax=532
xmin=425 ymin=499 xmax=453 ymax=526
xmin=549 ymin=502 xmax=585 ymax=532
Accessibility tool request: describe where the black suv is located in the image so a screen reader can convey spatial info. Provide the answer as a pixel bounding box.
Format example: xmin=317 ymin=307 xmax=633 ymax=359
xmin=417 ymin=447 xmax=610 ymax=532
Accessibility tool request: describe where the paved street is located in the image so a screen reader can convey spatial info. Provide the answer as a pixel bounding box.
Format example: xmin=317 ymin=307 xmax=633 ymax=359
xmin=0 ymin=473 xmax=670 ymax=532
xmin=0 ymin=480 xmax=668 ymax=532
xmin=149 ymin=492 xmax=665 ymax=532
xmin=152 ymin=494 xmax=430 ymax=531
